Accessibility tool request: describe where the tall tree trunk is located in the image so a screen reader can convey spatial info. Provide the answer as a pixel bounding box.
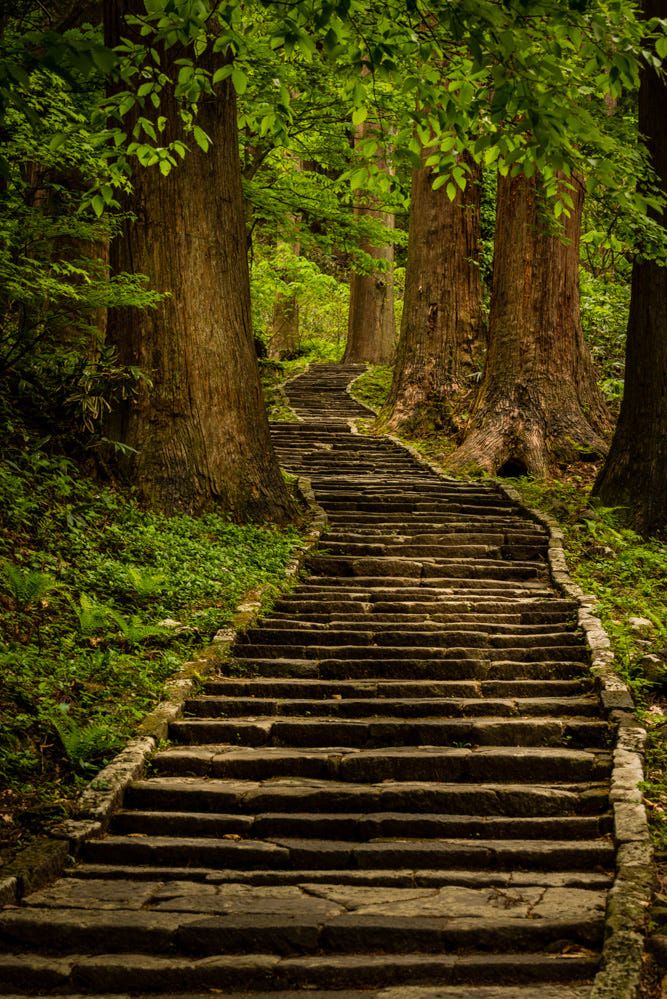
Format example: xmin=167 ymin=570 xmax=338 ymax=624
xmin=450 ymin=171 xmax=607 ymax=476
xmin=104 ymin=2 xmax=294 ymax=521
xmin=593 ymin=0 xmax=667 ymax=536
xmin=343 ymin=122 xmax=395 ymax=364
xmin=385 ymin=156 xmax=483 ymax=435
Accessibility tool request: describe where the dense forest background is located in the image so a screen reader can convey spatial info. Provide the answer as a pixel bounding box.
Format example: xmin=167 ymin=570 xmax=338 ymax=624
xmin=1 ymin=0 xmax=666 ymax=849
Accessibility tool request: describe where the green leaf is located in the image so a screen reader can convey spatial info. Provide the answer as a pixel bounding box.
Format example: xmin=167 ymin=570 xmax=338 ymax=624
xmin=90 ymin=45 xmax=116 ymax=76
xmin=193 ymin=125 xmax=210 ymax=152
xmin=349 ymin=167 xmax=367 ymax=191
xmin=352 ymin=106 xmax=367 ymax=127
xmin=231 ymin=67 xmax=247 ymax=95
xmin=212 ymin=65 xmax=232 ymax=85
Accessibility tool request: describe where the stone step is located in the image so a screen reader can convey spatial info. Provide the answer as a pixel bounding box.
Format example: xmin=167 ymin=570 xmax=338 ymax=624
xmin=64 ymin=863 xmax=613 ymax=890
xmin=285 ymin=583 xmax=558 ymax=594
xmin=184 ymin=695 xmax=600 ymax=719
xmin=321 ymin=529 xmax=545 ymax=543
xmin=149 ymin=745 xmax=612 ymax=782
xmin=3 ymin=883 xmax=607 ymax=953
xmin=75 ymin=836 xmax=614 ymax=873
xmin=0 ymin=986 xmax=596 ymax=999
xmin=297 ymin=577 xmax=552 ymax=593
xmin=227 ymin=658 xmax=591 ymax=681
xmin=238 ymin=628 xmax=582 ymax=648
xmin=312 ymin=544 xmax=546 ymax=560
xmin=322 ymin=514 xmax=528 ymax=526
xmin=312 ymin=479 xmax=507 ymax=490
xmin=316 ymin=497 xmax=520 ymax=511
xmin=111 ymin=809 xmax=612 ymax=841
xmin=262 ymin=615 xmax=577 ymax=631
xmin=233 ymin=643 xmax=589 ymax=663
xmin=124 ymin=777 xmax=611 ymax=816
xmin=168 ymin=716 xmax=610 ymax=750
xmin=318 ymin=505 xmax=525 ymax=519
xmin=199 ymin=678 xmax=592 ymax=699
xmin=271 ymin=598 xmax=578 ymax=618
xmin=304 ymin=558 xmax=546 ymax=581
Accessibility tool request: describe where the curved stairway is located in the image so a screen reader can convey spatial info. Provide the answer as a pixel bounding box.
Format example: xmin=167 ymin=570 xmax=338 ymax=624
xmin=0 ymin=364 xmax=613 ymax=998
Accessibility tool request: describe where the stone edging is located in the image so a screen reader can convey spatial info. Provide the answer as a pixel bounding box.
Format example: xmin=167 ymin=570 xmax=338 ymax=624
xmin=0 ymin=475 xmax=327 ymax=905
xmin=379 ymin=428 xmax=652 ymax=999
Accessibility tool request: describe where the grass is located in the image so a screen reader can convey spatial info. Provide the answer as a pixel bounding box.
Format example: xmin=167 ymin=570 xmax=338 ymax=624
xmin=0 ymin=442 xmax=304 ymax=848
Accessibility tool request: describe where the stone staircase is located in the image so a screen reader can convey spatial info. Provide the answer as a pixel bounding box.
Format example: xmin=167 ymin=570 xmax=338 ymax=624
xmin=0 ymin=363 xmax=615 ymax=998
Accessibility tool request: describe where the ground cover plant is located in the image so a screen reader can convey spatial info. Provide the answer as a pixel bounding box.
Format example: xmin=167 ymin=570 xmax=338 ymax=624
xmin=0 ymin=440 xmax=302 ymax=853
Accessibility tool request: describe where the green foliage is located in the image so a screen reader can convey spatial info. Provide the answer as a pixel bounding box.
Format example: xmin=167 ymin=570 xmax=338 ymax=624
xmin=251 ymin=244 xmax=349 ymax=360
xmin=49 ymin=705 xmax=122 ymax=775
xmin=1 ymin=563 xmax=56 ymax=613
xmin=579 ymin=269 xmax=631 ymax=405
xmin=0 ymin=59 xmax=161 ymax=449
xmin=0 ymin=439 xmax=302 ymax=810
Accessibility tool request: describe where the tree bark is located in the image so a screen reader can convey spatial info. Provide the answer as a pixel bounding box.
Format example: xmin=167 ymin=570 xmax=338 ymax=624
xmin=450 ymin=171 xmax=607 ymax=476
xmin=343 ymin=122 xmax=395 ymax=364
xmin=593 ymin=0 xmax=667 ymax=536
xmin=385 ymin=156 xmax=483 ymax=435
xmin=104 ymin=2 xmax=294 ymax=521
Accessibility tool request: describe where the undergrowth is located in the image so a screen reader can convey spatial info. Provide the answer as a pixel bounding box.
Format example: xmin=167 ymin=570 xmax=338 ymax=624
xmin=0 ymin=442 xmax=302 ymax=844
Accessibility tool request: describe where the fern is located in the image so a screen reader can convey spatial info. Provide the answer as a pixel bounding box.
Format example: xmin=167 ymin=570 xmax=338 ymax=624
xmin=50 ymin=705 xmax=120 ymax=773
xmin=74 ymin=593 xmax=112 ymax=636
xmin=106 ymin=608 xmax=169 ymax=646
xmin=125 ymin=566 xmax=167 ymax=600
xmin=1 ymin=562 xmax=56 ymax=612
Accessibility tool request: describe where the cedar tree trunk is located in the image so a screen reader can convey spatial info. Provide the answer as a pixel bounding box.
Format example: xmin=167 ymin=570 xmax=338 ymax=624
xmin=450 ymin=171 xmax=607 ymax=476
xmin=385 ymin=157 xmax=483 ymax=435
xmin=343 ymin=122 xmax=395 ymax=364
xmin=593 ymin=0 xmax=667 ymax=536
xmin=104 ymin=2 xmax=294 ymax=521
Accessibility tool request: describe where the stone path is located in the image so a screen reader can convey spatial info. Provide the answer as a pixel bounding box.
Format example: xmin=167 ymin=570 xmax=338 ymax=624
xmin=0 ymin=364 xmax=614 ymax=997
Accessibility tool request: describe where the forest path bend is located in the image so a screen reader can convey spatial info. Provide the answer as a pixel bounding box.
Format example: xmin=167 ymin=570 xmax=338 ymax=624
xmin=0 ymin=363 xmax=612 ymax=998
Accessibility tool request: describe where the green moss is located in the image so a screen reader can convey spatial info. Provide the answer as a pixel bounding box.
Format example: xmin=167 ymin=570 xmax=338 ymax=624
xmin=348 ymin=365 xmax=392 ymax=413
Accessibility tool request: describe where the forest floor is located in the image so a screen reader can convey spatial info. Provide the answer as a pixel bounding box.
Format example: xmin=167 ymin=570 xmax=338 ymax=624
xmin=0 ymin=445 xmax=307 ymax=862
